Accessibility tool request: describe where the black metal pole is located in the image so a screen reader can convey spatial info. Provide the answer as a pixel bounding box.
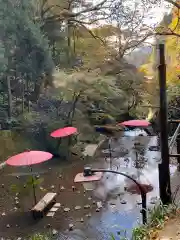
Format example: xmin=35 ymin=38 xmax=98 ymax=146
xmin=108 ymin=137 xmax=112 ymax=169
xmin=84 ymin=167 xmax=147 ymax=224
xmin=158 ymin=43 xmax=172 ymax=204
xmin=176 ymin=138 xmax=180 ymax=171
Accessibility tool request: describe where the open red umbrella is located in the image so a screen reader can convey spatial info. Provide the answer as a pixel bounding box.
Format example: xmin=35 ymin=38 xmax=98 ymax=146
xmin=119 ymin=120 xmax=151 ymax=127
xmin=50 ymin=127 xmax=78 ymax=157
xmin=125 ymin=183 xmax=153 ymax=195
xmin=6 ymin=151 xmax=53 ymax=204
xmin=6 ymin=151 xmax=53 ymax=166
xmin=50 ymin=126 xmax=77 ymax=138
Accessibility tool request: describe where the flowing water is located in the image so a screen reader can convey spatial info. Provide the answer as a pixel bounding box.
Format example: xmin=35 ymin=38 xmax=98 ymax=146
xmin=0 ymin=129 xmax=177 ymax=239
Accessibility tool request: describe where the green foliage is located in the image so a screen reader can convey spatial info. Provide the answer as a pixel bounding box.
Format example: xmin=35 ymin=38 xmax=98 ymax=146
xmin=89 ymin=113 xmax=116 ymax=125
xmin=132 ymin=202 xmax=178 ymax=240
xmin=132 ymin=226 xmax=147 ymax=240
xmin=110 ymin=234 xmax=116 ymax=240
xmin=10 ymin=176 xmax=44 ymax=198
xmin=148 ymin=202 xmax=177 ymax=228
xmin=29 ymin=233 xmax=52 ymax=240
xmin=0 ymin=0 xmax=54 ymax=88
xmin=110 ymin=231 xmax=128 ymax=240
xmin=55 ymin=70 xmax=130 ymax=117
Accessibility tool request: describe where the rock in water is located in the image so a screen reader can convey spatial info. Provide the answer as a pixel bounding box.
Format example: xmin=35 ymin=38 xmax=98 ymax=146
xmin=97 ymin=201 xmax=103 ymax=208
xmin=75 ymin=206 xmax=81 ymax=210
xmin=86 ymin=213 xmax=92 ymax=217
xmin=64 ymin=208 xmax=70 ymax=212
xmin=46 ymin=224 xmax=51 ymax=228
xmin=84 ymin=205 xmax=90 ymax=209
xmin=52 ymin=229 xmax=58 ymax=236
xmin=120 ymin=200 xmax=127 ymax=204
xmin=69 ymin=224 xmax=74 ymax=231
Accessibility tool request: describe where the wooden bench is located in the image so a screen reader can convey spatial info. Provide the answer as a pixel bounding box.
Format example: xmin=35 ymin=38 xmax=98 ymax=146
xmin=31 ymin=192 xmax=57 ymax=219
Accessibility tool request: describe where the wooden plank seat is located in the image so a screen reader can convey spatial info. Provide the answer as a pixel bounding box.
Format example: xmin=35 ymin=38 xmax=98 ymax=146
xmin=31 ymin=192 xmax=57 ymax=219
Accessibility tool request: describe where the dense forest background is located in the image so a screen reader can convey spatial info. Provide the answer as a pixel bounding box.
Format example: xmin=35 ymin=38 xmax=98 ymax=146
xmin=0 ymin=0 xmax=179 ymax=160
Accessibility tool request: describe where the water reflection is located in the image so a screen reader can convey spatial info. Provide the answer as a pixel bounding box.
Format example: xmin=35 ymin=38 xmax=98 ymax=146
xmin=67 ymin=130 xmax=176 ymax=239
xmin=55 ymin=130 xmax=176 ymax=239
xmin=89 ymin=208 xmax=140 ymax=239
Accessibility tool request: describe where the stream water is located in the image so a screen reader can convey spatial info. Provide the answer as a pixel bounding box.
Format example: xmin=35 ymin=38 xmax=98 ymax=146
xmin=0 ymin=129 xmax=177 ymax=239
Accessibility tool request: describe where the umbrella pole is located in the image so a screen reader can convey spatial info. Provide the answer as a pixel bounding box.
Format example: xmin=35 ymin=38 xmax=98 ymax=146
xmin=56 ymin=138 xmax=61 ymax=150
xmin=30 ymin=166 xmax=37 ymax=205
xmin=66 ymin=136 xmax=70 ymax=160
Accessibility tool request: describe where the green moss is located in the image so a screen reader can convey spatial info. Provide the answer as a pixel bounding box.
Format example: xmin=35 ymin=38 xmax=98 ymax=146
xmin=0 ymin=130 xmax=33 ymax=162
xmin=29 ymin=233 xmax=52 ymax=240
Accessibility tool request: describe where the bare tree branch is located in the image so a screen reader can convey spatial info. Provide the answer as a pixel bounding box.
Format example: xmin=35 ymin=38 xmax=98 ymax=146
xmin=156 ymin=31 xmax=180 ymax=37
xmin=165 ymin=0 xmax=180 ymax=9
xmin=76 ymin=22 xmax=106 ymax=44
xmin=70 ymin=17 xmax=109 ymax=25
xmin=43 ymin=0 xmax=108 ymax=22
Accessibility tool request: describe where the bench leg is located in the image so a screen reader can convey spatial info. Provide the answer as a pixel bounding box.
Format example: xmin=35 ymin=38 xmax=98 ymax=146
xmin=32 ymin=210 xmax=42 ymax=219
xmin=32 ymin=211 xmax=37 ymax=220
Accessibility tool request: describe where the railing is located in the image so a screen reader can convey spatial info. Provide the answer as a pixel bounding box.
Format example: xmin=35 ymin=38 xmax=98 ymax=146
xmin=142 ymin=105 xmax=180 ymax=159
xmin=168 ymin=120 xmax=180 ymax=160
xmin=169 ymin=123 xmax=180 ymax=154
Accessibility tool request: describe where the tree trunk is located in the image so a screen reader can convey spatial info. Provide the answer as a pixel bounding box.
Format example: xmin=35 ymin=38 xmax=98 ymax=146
xmin=67 ymin=92 xmax=80 ymax=125
xmin=33 ymin=80 xmax=42 ymax=102
xmin=28 ymin=101 xmax=30 ymax=112
xmin=67 ymin=21 xmax=71 ymax=66
xmin=22 ymin=78 xmax=25 ymax=113
xmin=7 ymin=76 xmax=12 ymax=120
xmin=66 ymin=93 xmax=80 ymax=150
xmin=73 ymin=28 xmax=76 ymax=56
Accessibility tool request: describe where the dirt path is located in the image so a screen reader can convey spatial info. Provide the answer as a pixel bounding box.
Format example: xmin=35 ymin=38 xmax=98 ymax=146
xmin=158 ymin=216 xmax=180 ymax=240
xmin=156 ymin=170 xmax=180 ymax=240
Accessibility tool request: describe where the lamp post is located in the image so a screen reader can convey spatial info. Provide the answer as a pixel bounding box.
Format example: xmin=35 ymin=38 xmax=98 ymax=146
xmin=156 ymin=35 xmax=172 ymax=204
xmin=74 ymin=166 xmax=148 ymax=224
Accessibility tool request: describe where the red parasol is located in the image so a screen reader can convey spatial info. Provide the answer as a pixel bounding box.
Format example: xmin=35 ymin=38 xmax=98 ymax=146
xmin=6 ymin=151 xmax=53 ymax=205
xmin=50 ymin=126 xmax=77 ymax=138
xmin=119 ymin=120 xmax=151 ymax=127
xmin=125 ymin=183 xmax=153 ymax=195
xmin=6 ymin=151 xmax=53 ymax=166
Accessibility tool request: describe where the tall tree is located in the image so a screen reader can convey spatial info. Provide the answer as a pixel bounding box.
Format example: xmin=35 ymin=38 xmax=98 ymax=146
xmin=32 ymin=0 xmax=109 ymax=66
xmin=0 ymin=0 xmax=54 ymax=124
